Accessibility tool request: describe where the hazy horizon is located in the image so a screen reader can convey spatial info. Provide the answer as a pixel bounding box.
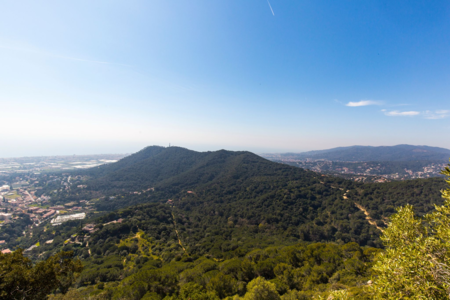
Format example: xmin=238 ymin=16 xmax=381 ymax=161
xmin=1 ymin=143 xmax=450 ymax=159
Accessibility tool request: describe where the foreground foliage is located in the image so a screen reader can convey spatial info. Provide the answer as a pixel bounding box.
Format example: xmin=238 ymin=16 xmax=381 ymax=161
xmin=0 ymin=250 xmax=83 ymax=300
xmin=370 ymin=161 xmax=450 ymax=299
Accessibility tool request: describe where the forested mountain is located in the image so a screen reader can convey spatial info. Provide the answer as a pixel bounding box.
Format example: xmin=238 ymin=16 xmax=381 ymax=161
xmin=36 ymin=146 xmax=447 ymax=249
xmin=85 ymin=146 xmax=310 ymax=192
xmin=14 ymin=146 xmax=448 ymax=252
xmin=272 ymin=144 xmax=450 ymax=161
xmin=20 ymin=146 xmax=445 ymax=254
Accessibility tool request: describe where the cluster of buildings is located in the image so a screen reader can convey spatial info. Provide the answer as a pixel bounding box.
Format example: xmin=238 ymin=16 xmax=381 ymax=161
xmin=0 ymin=156 xmax=126 ymax=254
xmin=82 ymin=223 xmax=98 ymax=234
xmin=0 ymin=185 xmax=10 ymax=202
xmin=379 ymin=164 xmax=447 ymax=180
xmin=28 ymin=207 xmax=57 ymax=220
xmin=271 ymin=159 xmax=448 ymax=182
xmin=0 ymin=172 xmax=97 ymax=230
xmin=0 ymin=182 xmax=56 ymax=227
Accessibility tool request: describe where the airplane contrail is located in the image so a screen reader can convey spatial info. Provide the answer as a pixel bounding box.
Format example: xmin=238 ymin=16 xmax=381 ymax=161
xmin=267 ymin=0 xmax=275 ymax=16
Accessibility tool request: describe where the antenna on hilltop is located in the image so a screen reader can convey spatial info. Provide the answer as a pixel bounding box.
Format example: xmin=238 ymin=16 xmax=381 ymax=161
xmin=169 ymin=143 xmax=171 ymax=147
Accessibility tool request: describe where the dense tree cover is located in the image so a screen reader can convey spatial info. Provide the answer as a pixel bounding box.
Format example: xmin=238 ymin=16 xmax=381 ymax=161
xmin=89 ymin=177 xmax=444 ymax=250
xmin=0 ymin=212 xmax=33 ymax=245
xmin=18 ymin=174 xmax=445 ymax=266
xmin=0 ymin=249 xmax=82 ymax=300
xmin=49 ymin=242 xmax=377 ymax=299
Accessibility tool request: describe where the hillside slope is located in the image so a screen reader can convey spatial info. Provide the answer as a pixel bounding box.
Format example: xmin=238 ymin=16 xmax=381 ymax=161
xmin=85 ymin=145 xmax=166 ymax=178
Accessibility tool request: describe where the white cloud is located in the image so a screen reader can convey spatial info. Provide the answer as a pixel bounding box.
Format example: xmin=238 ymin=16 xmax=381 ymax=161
xmin=436 ymin=110 xmax=450 ymax=114
xmin=381 ymin=109 xmax=450 ymax=119
xmin=346 ymin=100 xmax=382 ymax=107
xmin=383 ymin=110 xmax=420 ymax=117
xmin=424 ymin=110 xmax=450 ymax=119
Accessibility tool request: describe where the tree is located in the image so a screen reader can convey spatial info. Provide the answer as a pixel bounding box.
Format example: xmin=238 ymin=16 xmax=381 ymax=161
xmin=369 ymin=161 xmax=450 ymax=299
xmin=207 ymin=272 xmax=238 ymax=298
xmin=0 ymin=249 xmax=83 ymax=300
xmin=180 ymin=282 xmax=219 ymax=300
xmin=241 ymin=277 xmax=280 ymax=300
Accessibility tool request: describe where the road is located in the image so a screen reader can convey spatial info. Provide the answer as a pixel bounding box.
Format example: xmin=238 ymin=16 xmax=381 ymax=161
xmin=25 ymin=190 xmax=35 ymax=202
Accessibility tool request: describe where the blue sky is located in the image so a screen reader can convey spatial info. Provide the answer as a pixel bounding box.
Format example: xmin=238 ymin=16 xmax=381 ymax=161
xmin=1 ymin=0 xmax=449 ymax=157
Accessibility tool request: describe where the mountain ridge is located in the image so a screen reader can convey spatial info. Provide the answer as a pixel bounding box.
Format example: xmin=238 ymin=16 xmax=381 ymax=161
xmin=269 ymin=144 xmax=450 ymax=161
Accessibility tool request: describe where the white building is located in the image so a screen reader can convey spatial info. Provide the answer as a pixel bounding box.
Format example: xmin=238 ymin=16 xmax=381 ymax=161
xmin=51 ymin=213 xmax=86 ymax=226
xmin=0 ymin=213 xmax=12 ymax=220
xmin=0 ymin=185 xmax=10 ymax=192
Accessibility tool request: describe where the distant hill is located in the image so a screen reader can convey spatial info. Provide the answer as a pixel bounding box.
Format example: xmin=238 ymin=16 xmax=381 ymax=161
xmin=272 ymin=144 xmax=450 ymax=161
xmin=85 ymin=146 xmax=307 ymax=192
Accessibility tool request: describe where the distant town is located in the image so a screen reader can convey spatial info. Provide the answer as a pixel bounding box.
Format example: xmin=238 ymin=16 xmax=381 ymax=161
xmin=261 ymin=155 xmax=447 ymax=183
xmin=0 ymin=154 xmax=126 ymax=253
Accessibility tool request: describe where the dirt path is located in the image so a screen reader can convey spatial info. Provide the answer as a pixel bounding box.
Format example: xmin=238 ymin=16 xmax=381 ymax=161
xmin=171 ymin=211 xmax=187 ymax=253
xmin=343 ymin=190 xmax=349 ymax=199
xmin=354 ymin=203 xmax=384 ymax=232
